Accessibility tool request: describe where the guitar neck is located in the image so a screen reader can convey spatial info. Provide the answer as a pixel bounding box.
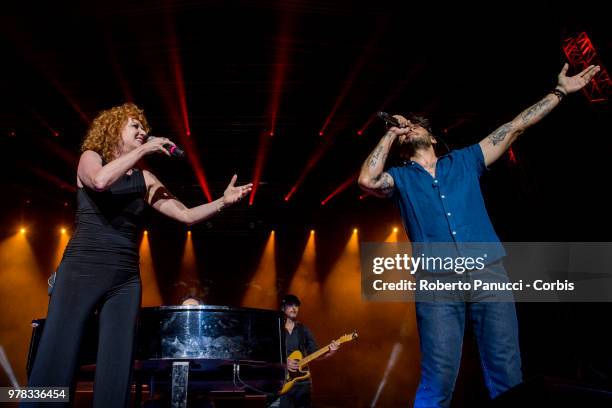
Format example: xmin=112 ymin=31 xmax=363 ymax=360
xmin=297 ymin=332 xmax=357 ymax=369
xmin=299 ymin=345 xmax=330 ymax=367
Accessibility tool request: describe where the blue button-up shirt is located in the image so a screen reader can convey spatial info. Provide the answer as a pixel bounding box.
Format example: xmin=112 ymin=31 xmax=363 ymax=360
xmin=387 ymin=143 xmax=505 ymax=263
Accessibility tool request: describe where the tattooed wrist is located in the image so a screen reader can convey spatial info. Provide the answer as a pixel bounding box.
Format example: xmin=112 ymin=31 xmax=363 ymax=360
xmin=383 ymin=130 xmax=397 ymax=140
xmin=551 ymin=88 xmax=566 ymax=101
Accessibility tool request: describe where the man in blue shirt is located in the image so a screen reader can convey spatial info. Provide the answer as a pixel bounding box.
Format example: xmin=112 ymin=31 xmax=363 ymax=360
xmin=358 ymin=63 xmax=599 ymax=407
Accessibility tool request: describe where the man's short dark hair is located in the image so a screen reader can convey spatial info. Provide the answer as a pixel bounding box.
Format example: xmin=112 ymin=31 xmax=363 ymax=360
xmin=407 ymin=113 xmax=433 ymax=134
xmin=281 ymin=294 xmax=301 ymax=308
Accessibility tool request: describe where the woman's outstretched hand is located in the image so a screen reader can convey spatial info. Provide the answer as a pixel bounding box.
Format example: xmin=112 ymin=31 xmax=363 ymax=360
xmin=223 ymin=175 xmax=253 ymax=206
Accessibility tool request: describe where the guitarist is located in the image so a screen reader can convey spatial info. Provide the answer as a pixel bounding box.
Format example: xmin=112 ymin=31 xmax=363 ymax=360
xmin=279 ymin=294 xmax=339 ymax=408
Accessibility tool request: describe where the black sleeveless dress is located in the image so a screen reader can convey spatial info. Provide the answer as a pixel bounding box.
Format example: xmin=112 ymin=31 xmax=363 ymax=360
xmin=64 ymin=169 xmax=147 ymax=268
xmin=25 ymin=170 xmax=147 ymax=408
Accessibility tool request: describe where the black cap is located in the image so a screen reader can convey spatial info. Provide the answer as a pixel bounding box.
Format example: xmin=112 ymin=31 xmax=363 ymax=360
xmin=281 ymin=294 xmax=301 ymax=307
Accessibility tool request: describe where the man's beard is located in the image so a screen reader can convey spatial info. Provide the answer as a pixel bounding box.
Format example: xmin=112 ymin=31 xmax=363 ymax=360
xmin=399 ymin=136 xmax=433 ymax=157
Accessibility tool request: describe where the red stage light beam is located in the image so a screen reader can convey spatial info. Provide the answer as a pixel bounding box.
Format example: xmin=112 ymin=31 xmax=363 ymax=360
xmin=284 ymin=142 xmax=330 ymax=202
xmin=318 ymin=36 xmax=378 ymax=137
xmin=160 ymin=13 xmax=212 ymax=202
xmin=30 ymin=109 xmax=60 ymax=137
xmin=321 ymin=173 xmax=358 ymax=206
xmin=357 ymin=66 xmax=422 ymax=135
xmin=249 ymin=131 xmax=272 ymax=206
xmin=28 ymin=167 xmax=76 ymax=192
xmin=250 ymin=15 xmax=292 ymax=205
xmin=508 ymin=147 xmax=517 ymax=164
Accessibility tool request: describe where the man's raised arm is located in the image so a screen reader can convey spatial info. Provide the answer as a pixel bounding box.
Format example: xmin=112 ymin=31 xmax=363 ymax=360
xmin=479 ymin=63 xmax=600 ymax=167
xmin=358 ymin=118 xmax=411 ymax=198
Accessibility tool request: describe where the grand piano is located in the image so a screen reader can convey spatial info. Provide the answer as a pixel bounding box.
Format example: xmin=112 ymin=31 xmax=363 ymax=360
xmin=26 ymin=305 xmax=286 ymax=407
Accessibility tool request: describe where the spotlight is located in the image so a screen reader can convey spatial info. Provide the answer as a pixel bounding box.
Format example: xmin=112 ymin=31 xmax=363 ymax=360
xmin=61 ymin=228 xmax=66 ymax=234
xmin=144 ymin=230 xmax=148 ymax=236
xmin=353 ymin=228 xmax=358 ymax=234
xmin=310 ymin=229 xmax=315 ymax=235
xmin=393 ymin=227 xmax=398 ymax=233
xmin=187 ymin=230 xmax=192 ymax=236
xmin=19 ymin=227 xmax=26 ymax=234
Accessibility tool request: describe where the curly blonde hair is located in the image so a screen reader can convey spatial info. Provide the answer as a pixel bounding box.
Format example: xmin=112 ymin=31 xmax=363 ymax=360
xmin=81 ymin=103 xmax=150 ymax=163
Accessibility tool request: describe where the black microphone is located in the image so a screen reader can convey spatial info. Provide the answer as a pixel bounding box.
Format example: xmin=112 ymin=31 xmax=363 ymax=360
xmin=146 ymin=135 xmax=185 ymax=158
xmin=377 ymin=111 xmax=402 ymax=128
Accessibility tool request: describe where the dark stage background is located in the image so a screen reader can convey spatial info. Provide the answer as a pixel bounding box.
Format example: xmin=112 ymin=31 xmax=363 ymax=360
xmin=1 ymin=0 xmax=611 ymax=406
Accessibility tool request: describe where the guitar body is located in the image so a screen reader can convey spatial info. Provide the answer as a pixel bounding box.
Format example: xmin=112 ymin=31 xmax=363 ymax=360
xmin=278 ymin=331 xmax=358 ymax=396
xmin=279 ymin=350 xmax=311 ymax=395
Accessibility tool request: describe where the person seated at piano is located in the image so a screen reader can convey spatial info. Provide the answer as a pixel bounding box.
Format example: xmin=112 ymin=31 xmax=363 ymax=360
xmin=181 ymin=294 xmax=204 ymax=306
xmin=25 ymin=103 xmax=252 ymax=408
xmin=279 ymin=294 xmax=339 ymax=408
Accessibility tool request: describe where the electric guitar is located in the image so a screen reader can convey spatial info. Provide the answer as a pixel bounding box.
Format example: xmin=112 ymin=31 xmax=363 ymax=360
xmin=279 ymin=331 xmax=358 ymax=395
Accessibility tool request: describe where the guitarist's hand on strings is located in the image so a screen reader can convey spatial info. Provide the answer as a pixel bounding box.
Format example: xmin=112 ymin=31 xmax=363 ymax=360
xmin=287 ymin=358 xmax=300 ymax=371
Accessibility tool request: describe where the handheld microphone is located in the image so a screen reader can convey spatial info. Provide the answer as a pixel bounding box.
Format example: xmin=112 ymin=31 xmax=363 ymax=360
xmin=146 ymin=135 xmax=185 ymax=158
xmin=377 ymin=111 xmax=452 ymax=153
xmin=377 ymin=111 xmax=402 ymax=128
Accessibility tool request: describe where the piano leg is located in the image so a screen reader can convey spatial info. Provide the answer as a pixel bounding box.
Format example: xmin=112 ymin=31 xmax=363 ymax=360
xmin=171 ymin=361 xmax=189 ymax=408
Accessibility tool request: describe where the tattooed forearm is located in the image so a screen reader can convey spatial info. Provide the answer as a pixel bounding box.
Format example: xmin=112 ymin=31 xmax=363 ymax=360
xmin=488 ymin=123 xmax=512 ymax=146
xmin=372 ymin=145 xmax=383 ymax=160
xmin=369 ymin=145 xmax=383 ymax=168
xmin=517 ymin=96 xmax=555 ymax=127
xmin=480 ymin=93 xmax=560 ymax=166
xmin=360 ymin=131 xmax=396 ymax=195
xmin=367 ymin=132 xmax=394 ymax=168
xmin=488 ymin=94 xmax=558 ymax=147
xmin=382 ymin=130 xmax=395 ymax=141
